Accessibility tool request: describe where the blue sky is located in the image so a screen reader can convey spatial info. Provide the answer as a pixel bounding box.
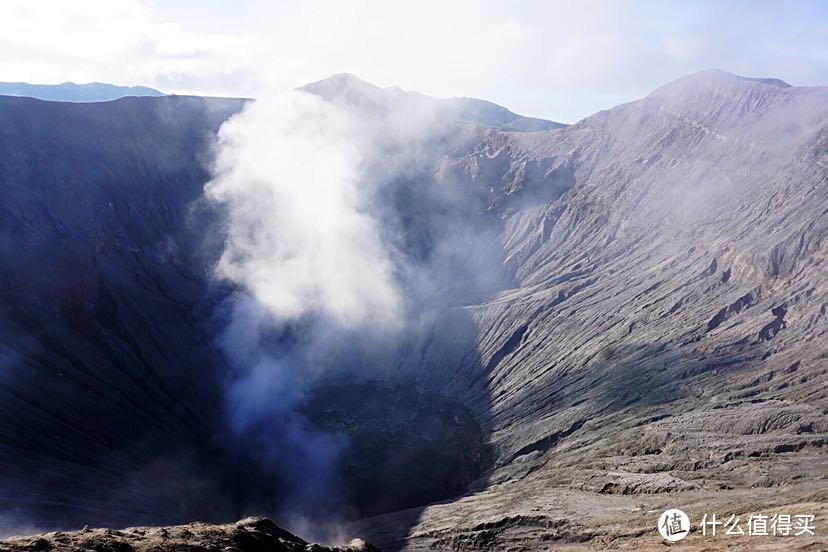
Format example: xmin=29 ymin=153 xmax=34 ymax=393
xmin=1 ymin=1 xmax=826 ymax=122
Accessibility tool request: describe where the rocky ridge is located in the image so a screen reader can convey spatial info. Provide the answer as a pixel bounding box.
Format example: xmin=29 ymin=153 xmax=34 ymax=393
xmin=0 ymin=518 xmax=378 ymax=552
xmin=359 ymin=69 xmax=828 ymax=550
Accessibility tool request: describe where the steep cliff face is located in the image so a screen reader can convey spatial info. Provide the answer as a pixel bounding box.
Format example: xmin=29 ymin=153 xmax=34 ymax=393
xmin=370 ymin=70 xmax=828 ymax=550
xmin=0 ymin=95 xmax=254 ymax=528
xmin=411 ymin=70 xmax=828 ymax=442
xmin=0 ymin=71 xmax=826 ymax=551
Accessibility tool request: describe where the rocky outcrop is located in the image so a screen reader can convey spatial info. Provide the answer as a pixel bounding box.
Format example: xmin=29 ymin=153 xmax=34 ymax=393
xmin=0 ymin=518 xmax=379 ymax=552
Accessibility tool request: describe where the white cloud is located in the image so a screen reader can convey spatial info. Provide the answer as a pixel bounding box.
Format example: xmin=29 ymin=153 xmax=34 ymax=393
xmin=0 ymin=0 xmax=826 ymax=121
xmin=0 ymin=0 xmax=255 ymax=90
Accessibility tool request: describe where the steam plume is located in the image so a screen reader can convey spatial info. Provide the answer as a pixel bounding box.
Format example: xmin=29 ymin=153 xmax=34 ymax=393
xmin=203 ymin=89 xmax=418 ymax=532
xmin=206 ymin=91 xmax=400 ymax=327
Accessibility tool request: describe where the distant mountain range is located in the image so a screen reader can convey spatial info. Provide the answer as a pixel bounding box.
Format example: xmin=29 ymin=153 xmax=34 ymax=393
xmin=0 ymin=81 xmax=164 ymax=102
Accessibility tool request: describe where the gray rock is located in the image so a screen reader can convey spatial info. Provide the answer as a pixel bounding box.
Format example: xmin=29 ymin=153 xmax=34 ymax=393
xmin=356 ymin=69 xmax=828 ymax=550
xmin=0 ymin=518 xmax=378 ymax=552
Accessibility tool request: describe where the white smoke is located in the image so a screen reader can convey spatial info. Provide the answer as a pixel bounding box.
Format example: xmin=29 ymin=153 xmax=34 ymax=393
xmin=205 ymin=91 xmax=400 ymax=328
xmin=201 ymin=84 xmax=510 ymax=528
xmin=203 ymin=90 xmax=413 ymax=526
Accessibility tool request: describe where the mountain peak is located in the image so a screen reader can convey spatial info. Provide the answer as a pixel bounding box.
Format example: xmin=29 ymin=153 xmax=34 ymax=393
xmin=655 ymin=69 xmax=792 ymax=95
xmin=300 ymin=73 xmax=380 ymax=96
xmin=638 ymin=69 xmax=799 ymax=122
xmin=299 ymin=74 xmax=564 ymax=131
